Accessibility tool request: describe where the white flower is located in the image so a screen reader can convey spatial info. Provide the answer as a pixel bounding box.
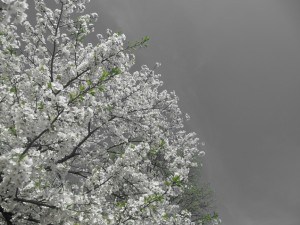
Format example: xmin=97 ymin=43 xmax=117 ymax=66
xmin=51 ymin=82 xmax=63 ymax=91
xmin=0 ymin=0 xmax=207 ymax=224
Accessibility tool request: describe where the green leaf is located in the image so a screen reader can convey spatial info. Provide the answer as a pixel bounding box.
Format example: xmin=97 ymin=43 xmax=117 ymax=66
xmin=6 ymin=46 xmax=16 ymax=55
xmin=34 ymin=180 xmax=41 ymax=189
xmin=38 ymin=102 xmax=44 ymax=110
xmin=143 ymin=36 xmax=150 ymax=43
xmin=106 ymin=105 xmax=113 ymax=112
xmin=159 ymin=139 xmax=166 ymax=148
xmin=116 ymin=201 xmax=127 ymax=208
xmin=149 ymin=148 xmax=159 ymax=155
xmin=89 ymin=88 xmax=96 ymax=96
xmin=87 ymin=79 xmax=92 ymax=86
xmin=141 ymin=36 xmax=150 ymax=47
xmin=111 ymin=67 xmax=121 ymax=76
xmin=172 ymin=175 xmax=183 ymax=187
xmin=39 ymin=65 xmax=46 ymax=72
xmin=162 ymin=213 xmax=169 ymax=220
xmin=79 ymin=95 xmax=84 ymax=101
xmin=100 ymin=70 xmax=109 ymax=81
xmin=69 ymin=92 xmax=76 ymax=101
xmin=98 ymin=85 xmax=105 ymax=92
xmin=18 ymin=153 xmax=27 ymax=162
xmin=8 ymin=126 xmax=17 ymax=136
xmin=10 ymin=86 xmax=17 ymax=93
xmin=79 ymin=84 xmax=85 ymax=92
xmin=164 ymin=181 xmax=171 ymax=186
xmin=144 ymin=194 xmax=164 ymax=204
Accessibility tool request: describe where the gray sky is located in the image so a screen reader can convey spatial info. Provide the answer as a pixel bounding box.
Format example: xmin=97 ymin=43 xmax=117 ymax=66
xmin=89 ymin=0 xmax=300 ymax=224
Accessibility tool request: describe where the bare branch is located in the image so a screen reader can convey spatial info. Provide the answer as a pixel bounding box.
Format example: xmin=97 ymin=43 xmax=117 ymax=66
xmin=49 ymin=2 xmax=64 ymax=82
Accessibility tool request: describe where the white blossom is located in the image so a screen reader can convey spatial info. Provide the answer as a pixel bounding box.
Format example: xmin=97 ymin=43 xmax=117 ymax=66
xmin=0 ymin=1 xmax=216 ymax=224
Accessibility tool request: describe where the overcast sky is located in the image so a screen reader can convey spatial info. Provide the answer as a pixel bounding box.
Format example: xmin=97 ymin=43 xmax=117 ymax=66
xmin=87 ymin=1 xmax=300 ymax=225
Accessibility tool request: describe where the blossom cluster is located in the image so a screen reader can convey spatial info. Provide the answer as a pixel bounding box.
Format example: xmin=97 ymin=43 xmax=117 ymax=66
xmin=0 ymin=0 xmax=217 ymax=224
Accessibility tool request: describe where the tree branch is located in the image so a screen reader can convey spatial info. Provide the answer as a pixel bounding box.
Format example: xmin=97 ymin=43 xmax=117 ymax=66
xmin=0 ymin=206 xmax=13 ymax=225
xmin=14 ymin=197 xmax=57 ymax=209
xmin=49 ymin=2 xmax=64 ymax=82
xmin=56 ymin=126 xmax=100 ymax=164
xmin=21 ymin=109 xmax=64 ymax=156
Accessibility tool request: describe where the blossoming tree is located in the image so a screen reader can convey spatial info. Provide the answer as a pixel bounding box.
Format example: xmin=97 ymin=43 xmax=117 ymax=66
xmin=0 ymin=0 xmax=220 ymax=224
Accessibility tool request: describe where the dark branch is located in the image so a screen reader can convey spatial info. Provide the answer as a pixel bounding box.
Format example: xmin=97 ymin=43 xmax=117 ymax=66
xmin=49 ymin=2 xmax=64 ymax=82
xmin=21 ymin=109 xmax=64 ymax=156
xmin=14 ymin=197 xmax=58 ymax=209
xmin=56 ymin=127 xmax=100 ymax=164
xmin=0 ymin=206 xmax=13 ymax=225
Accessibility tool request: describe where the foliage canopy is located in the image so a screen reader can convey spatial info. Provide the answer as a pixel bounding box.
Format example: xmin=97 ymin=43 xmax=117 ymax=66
xmin=0 ymin=0 xmax=220 ymax=224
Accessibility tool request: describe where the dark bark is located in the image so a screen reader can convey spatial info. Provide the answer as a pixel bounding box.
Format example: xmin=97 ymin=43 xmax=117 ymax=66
xmin=0 ymin=206 xmax=13 ymax=225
